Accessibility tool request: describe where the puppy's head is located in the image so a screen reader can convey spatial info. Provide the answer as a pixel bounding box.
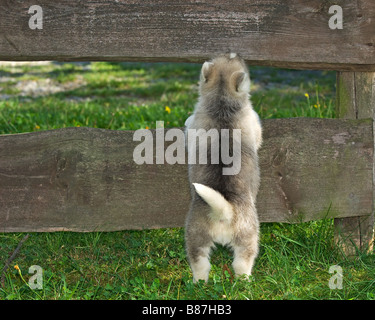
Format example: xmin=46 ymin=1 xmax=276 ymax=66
xmin=199 ymin=53 xmax=250 ymax=97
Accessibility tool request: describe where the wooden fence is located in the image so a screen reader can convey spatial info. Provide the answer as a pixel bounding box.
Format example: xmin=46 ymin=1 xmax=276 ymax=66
xmin=0 ymin=0 xmax=374 ymax=254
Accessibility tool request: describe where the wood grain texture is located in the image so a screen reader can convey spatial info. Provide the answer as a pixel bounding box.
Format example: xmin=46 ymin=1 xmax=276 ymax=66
xmin=335 ymin=72 xmax=375 ymax=253
xmin=0 ymin=118 xmax=373 ymax=232
xmin=0 ymin=0 xmax=374 ymax=71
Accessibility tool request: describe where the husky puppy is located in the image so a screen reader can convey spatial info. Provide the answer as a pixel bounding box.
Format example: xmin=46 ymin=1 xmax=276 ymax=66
xmin=185 ymin=53 xmax=262 ymax=282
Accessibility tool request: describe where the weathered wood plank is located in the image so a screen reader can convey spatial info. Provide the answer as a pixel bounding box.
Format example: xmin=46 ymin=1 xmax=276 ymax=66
xmin=335 ymin=72 xmax=375 ymax=254
xmin=0 ymin=118 xmax=373 ymax=232
xmin=258 ymin=118 xmax=373 ymax=223
xmin=0 ymin=0 xmax=374 ymax=71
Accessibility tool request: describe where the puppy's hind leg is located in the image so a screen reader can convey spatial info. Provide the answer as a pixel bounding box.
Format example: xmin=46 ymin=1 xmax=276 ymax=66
xmin=188 ymin=245 xmax=213 ymax=283
xmin=185 ymin=226 xmax=213 ymax=283
xmin=232 ymin=231 xmax=259 ymax=280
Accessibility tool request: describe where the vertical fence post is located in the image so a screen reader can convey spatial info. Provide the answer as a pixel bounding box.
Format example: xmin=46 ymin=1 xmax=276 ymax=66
xmin=335 ymin=72 xmax=375 ymax=255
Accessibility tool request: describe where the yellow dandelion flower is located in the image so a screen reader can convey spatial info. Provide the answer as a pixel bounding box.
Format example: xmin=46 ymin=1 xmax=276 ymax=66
xmin=35 ymin=125 xmax=40 ymax=130
xmin=314 ymin=104 xmax=318 ymax=108
xmin=14 ymin=265 xmax=20 ymax=271
xmin=165 ymin=106 xmax=171 ymax=114
xmin=304 ymin=93 xmax=309 ymax=98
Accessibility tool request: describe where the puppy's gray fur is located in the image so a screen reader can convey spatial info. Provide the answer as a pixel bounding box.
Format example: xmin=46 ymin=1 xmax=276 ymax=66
xmin=185 ymin=53 xmax=262 ymax=282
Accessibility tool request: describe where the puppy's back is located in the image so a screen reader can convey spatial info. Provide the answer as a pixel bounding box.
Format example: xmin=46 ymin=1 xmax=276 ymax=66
xmin=188 ymin=54 xmax=260 ymax=207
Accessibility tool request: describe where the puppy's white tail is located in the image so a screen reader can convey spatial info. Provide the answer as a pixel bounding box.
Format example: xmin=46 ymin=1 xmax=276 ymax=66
xmin=192 ymin=183 xmax=233 ymax=221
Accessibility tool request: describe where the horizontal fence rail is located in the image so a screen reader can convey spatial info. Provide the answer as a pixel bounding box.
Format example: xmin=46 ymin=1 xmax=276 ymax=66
xmin=0 ymin=118 xmax=373 ymax=232
xmin=0 ymin=0 xmax=374 ymax=71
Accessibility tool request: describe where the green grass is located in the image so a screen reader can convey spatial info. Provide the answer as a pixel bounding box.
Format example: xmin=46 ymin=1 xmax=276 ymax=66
xmin=0 ymin=62 xmax=335 ymax=134
xmin=2 ymin=222 xmax=374 ymax=300
xmin=0 ymin=61 xmax=373 ymax=300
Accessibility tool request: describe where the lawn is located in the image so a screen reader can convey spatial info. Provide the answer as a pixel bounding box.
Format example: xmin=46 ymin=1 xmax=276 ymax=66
xmin=0 ymin=61 xmax=374 ymax=300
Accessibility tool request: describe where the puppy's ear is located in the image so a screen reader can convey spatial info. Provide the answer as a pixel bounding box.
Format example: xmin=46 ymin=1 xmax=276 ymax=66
xmin=230 ymin=71 xmax=250 ymax=93
xmin=229 ymin=52 xmax=237 ymax=59
xmin=201 ymin=62 xmax=214 ymax=83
